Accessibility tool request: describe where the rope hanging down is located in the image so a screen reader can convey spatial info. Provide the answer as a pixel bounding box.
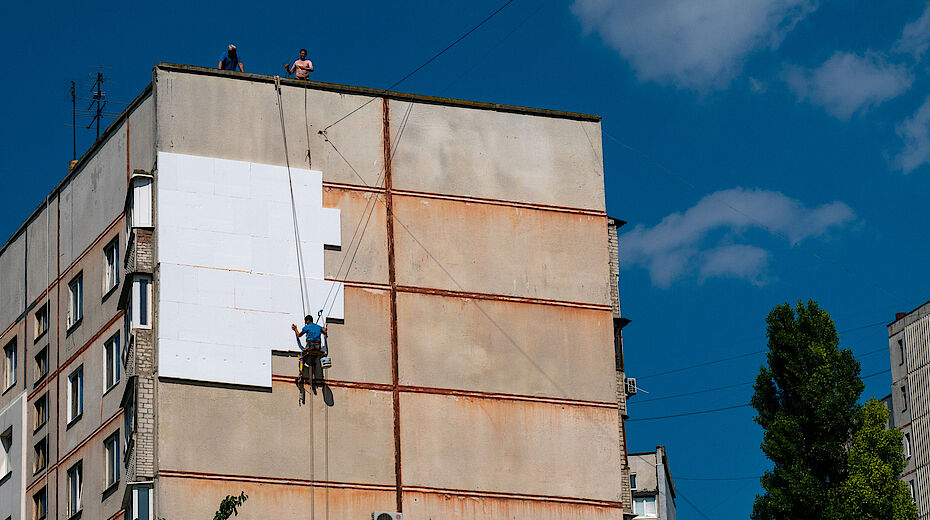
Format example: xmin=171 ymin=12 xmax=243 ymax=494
xmin=274 ymin=76 xmax=311 ymax=317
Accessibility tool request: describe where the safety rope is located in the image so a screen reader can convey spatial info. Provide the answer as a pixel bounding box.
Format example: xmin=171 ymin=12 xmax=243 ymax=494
xmin=274 ymin=76 xmax=310 ymax=317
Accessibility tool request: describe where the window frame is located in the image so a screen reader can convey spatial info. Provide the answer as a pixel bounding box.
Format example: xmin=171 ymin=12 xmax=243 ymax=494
xmin=103 ymin=432 xmax=120 ymax=489
xmin=66 ymin=461 xmax=83 ymax=516
xmin=0 ymin=427 xmax=12 ymax=479
xmin=67 ymin=366 xmax=84 ymax=426
xmin=104 ymin=333 xmax=120 ymax=393
xmin=67 ymin=273 xmax=84 ymax=330
xmin=902 ymin=385 xmax=908 ymax=412
xmin=103 ymin=238 xmax=120 ymax=297
xmin=905 ymin=432 xmax=912 ymax=460
xmin=630 ymin=472 xmax=637 ymax=490
xmin=33 ymin=486 xmax=48 ymax=520
xmin=34 ymin=303 xmax=49 ymax=341
xmin=130 ymin=276 xmax=153 ymax=329
xmin=899 ymin=338 xmax=906 ymax=366
xmin=33 ymin=436 xmax=48 ymax=475
xmin=132 ymin=485 xmax=154 ymax=520
xmin=34 ymin=393 xmax=49 ymax=432
xmin=2 ymin=339 xmax=16 ymax=391
xmin=33 ymin=346 xmax=48 ymax=386
xmin=633 ymin=495 xmax=658 ymax=518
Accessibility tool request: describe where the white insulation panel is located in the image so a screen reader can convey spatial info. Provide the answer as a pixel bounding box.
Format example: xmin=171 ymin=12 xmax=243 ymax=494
xmin=157 ymin=152 xmax=343 ymax=387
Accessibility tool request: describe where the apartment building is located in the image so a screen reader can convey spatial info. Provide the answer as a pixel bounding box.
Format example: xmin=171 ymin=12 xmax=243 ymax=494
xmin=0 ymin=63 xmax=628 ymax=519
xmin=888 ymin=300 xmax=930 ymax=517
xmin=628 ymin=446 xmax=676 ymax=520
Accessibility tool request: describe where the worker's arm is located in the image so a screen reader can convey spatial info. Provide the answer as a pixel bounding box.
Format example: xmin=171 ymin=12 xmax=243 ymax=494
xmin=284 ymin=62 xmax=293 ymax=75
xmin=291 ymin=324 xmax=305 ymax=337
xmin=238 ymin=62 xmax=245 ymax=72
xmin=305 ymin=61 xmax=314 ymax=73
xmin=322 ymin=326 xmax=328 ymax=336
xmin=217 ymin=61 xmax=223 ymax=70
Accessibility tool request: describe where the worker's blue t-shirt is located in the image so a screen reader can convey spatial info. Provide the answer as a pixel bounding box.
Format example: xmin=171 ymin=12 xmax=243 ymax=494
xmin=220 ymin=50 xmax=240 ymax=70
xmin=301 ymin=323 xmax=323 ymax=345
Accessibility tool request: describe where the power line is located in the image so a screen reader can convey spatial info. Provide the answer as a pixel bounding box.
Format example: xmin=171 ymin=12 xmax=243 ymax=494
xmin=626 ymin=403 xmax=750 ymax=422
xmin=637 ymin=321 xmax=889 ymax=380
xmin=630 ymin=346 xmax=890 ymax=405
xmin=677 ymin=489 xmax=715 ymax=520
xmin=321 ymin=0 xmax=518 ymax=132
xmin=679 ymin=476 xmax=762 ymax=482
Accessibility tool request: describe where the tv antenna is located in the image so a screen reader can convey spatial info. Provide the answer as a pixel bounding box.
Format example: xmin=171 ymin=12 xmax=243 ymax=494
xmin=87 ymin=72 xmax=107 ymax=139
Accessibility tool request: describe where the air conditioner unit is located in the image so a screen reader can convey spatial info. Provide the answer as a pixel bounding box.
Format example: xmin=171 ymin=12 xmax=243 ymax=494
xmin=372 ymin=513 xmax=402 ymax=520
xmin=625 ymin=377 xmax=637 ymax=397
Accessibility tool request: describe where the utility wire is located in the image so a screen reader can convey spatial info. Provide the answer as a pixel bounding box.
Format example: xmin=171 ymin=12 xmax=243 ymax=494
xmin=321 ymin=0 xmax=517 ymax=132
xmin=677 ymin=488 xmax=716 ymax=520
xmin=637 ymin=321 xmax=889 ymax=380
xmin=630 ymin=346 xmax=890 ymax=405
xmin=626 ymin=403 xmax=750 ymax=422
xmin=677 ymin=476 xmax=761 ymax=481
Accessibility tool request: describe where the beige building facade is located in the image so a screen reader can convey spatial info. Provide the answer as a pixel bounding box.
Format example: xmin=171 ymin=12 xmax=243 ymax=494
xmin=0 ymin=64 xmax=630 ymax=519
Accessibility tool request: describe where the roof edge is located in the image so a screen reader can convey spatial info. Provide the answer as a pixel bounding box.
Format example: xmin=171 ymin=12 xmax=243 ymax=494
xmin=0 ymin=82 xmax=154 ymax=258
xmin=154 ymin=63 xmax=601 ymax=122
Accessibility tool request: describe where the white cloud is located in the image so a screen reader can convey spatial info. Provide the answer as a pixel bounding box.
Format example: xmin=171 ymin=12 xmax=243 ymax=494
xmin=896 ymin=3 xmax=930 ymax=59
xmin=571 ymin=0 xmax=816 ymax=90
xmin=698 ymin=245 xmax=770 ymax=285
xmin=622 ymin=188 xmax=855 ymax=288
xmin=784 ymin=52 xmax=913 ymax=120
xmin=895 ymin=96 xmax=930 ymax=173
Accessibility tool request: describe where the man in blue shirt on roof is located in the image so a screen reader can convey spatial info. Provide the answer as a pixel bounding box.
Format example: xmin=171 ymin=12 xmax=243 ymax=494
xmin=218 ymin=44 xmax=245 ymax=72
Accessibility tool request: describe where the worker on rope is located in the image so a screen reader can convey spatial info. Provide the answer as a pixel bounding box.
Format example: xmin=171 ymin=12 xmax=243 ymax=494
xmin=292 ymin=315 xmax=331 ymax=384
xmin=284 ymin=49 xmax=314 ymax=80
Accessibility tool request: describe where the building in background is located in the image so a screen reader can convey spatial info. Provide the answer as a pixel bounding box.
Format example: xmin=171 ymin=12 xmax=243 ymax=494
xmin=0 ymin=63 xmax=629 ymax=519
xmin=628 ymin=446 xmax=676 ymax=520
xmin=888 ymin=300 xmax=930 ymax=516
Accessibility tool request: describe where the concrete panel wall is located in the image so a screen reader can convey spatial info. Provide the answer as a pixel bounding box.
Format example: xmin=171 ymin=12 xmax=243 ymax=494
xmin=392 ymin=196 xmax=610 ymax=304
xmin=0 ymin=391 xmax=27 ymax=520
xmin=389 ymin=101 xmax=605 ymax=211
xmin=130 ymin=95 xmax=156 ymax=174
xmin=0 ymin=233 xmax=26 ymax=333
xmin=157 ymin=381 xmax=395 ymax=484
xmin=157 ymin=152 xmax=343 ymax=387
xmin=59 ymin=123 xmax=127 ymax=268
xmin=159 ymin=476 xmax=395 ymax=520
xmin=322 ymin=187 xmax=389 ymax=284
xmin=400 ymin=392 xmax=621 ymax=501
xmin=404 ymin=492 xmax=622 ymax=520
xmin=54 ymin=418 xmax=124 ymax=520
xmin=155 ymin=71 xmax=385 ymax=187
xmin=397 ymin=292 xmax=616 ymax=402
xmin=25 ymin=200 xmax=58 ymax=307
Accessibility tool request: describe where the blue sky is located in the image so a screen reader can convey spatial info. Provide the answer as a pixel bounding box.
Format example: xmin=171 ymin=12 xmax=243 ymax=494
xmin=2 ymin=1 xmax=930 ymax=518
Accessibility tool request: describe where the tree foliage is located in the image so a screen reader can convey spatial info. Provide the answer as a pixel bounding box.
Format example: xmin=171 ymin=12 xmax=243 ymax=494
xmin=213 ymin=492 xmax=249 ymax=520
xmin=750 ymin=300 xmax=914 ymax=520
xmin=836 ymin=399 xmax=918 ymax=520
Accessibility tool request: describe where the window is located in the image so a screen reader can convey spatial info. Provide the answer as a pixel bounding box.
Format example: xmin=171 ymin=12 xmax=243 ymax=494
xmin=630 ymin=473 xmax=638 ymax=490
xmin=34 ymin=393 xmax=48 ymax=431
xmin=68 ymin=273 xmax=83 ymax=329
xmin=104 ymin=333 xmax=120 ymax=391
xmin=905 ymin=433 xmax=912 ymax=460
xmin=67 ymin=461 xmax=83 ymax=515
xmin=902 ymin=385 xmax=908 ymax=412
xmin=2 ymin=340 xmax=15 ymax=390
xmin=34 ymin=304 xmax=49 ymax=340
xmin=132 ymin=486 xmax=153 ymax=520
xmin=899 ymin=339 xmax=906 ymax=365
xmin=910 ymin=479 xmax=916 ymax=501
xmin=124 ymin=394 xmax=135 ymax=446
xmin=129 ymin=176 xmax=153 ymax=228
xmin=34 ymin=347 xmax=48 ymax=385
xmin=130 ymin=276 xmax=152 ymax=329
xmin=33 ymin=486 xmax=47 ymax=520
xmin=34 ymin=437 xmax=47 ymax=474
xmin=103 ymin=239 xmax=119 ymax=295
xmin=67 ymin=366 xmax=84 ymax=424
xmin=0 ymin=427 xmax=12 ymax=478
xmin=104 ymin=433 xmax=120 ymax=488
xmin=633 ymin=496 xmax=657 ymax=518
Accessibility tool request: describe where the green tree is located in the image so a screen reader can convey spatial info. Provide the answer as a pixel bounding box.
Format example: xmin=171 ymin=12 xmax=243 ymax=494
xmin=750 ymin=301 xmax=864 ymax=520
xmin=836 ymin=399 xmax=917 ymax=520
